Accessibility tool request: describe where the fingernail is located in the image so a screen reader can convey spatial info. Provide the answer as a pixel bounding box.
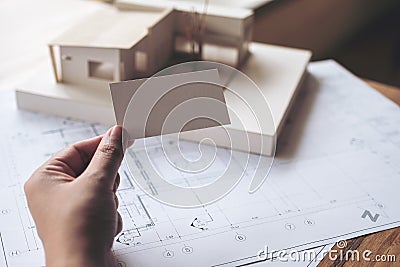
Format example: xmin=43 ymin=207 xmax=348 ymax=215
xmin=110 ymin=125 xmax=122 ymax=141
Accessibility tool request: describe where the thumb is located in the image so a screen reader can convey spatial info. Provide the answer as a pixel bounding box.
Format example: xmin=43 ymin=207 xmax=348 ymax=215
xmin=83 ymin=126 xmax=124 ymax=189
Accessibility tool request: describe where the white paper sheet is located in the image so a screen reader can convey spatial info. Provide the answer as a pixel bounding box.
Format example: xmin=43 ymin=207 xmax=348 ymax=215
xmin=0 ymin=60 xmax=399 ymax=266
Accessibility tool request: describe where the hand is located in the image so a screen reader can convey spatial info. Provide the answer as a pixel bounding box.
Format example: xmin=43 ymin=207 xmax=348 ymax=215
xmin=24 ymin=126 xmax=126 ymax=267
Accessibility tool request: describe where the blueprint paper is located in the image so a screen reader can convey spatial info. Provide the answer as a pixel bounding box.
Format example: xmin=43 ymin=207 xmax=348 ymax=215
xmin=0 ymin=60 xmax=399 ymax=266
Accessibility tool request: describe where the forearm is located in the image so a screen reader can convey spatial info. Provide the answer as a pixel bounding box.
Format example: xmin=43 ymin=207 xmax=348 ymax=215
xmin=46 ymin=253 xmax=109 ymax=267
xmin=45 ymin=244 xmax=110 ymax=267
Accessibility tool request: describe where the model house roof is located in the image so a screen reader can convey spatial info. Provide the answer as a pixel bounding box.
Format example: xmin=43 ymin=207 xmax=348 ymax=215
xmin=50 ymin=7 xmax=172 ymax=49
xmin=115 ymin=0 xmax=253 ymax=19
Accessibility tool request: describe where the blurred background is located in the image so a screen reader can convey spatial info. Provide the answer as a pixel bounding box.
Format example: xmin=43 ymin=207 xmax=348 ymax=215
xmin=0 ymin=0 xmax=399 ymax=88
xmin=253 ymin=0 xmax=400 ymax=87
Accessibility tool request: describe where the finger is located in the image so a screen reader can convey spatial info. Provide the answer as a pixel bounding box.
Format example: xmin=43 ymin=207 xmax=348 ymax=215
xmin=113 ymin=173 xmax=120 ymax=193
xmin=116 ymin=212 xmax=123 ymax=236
xmin=46 ymin=135 xmax=103 ymax=177
xmin=84 ymin=126 xmax=124 ymax=189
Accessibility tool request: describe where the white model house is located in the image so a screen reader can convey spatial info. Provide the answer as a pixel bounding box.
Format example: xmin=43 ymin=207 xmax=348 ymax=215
xmin=116 ymin=0 xmax=254 ymax=66
xmin=49 ymin=8 xmax=176 ymax=89
xmin=47 ymin=4 xmax=254 ymax=89
xmin=16 ymin=2 xmax=312 ymax=157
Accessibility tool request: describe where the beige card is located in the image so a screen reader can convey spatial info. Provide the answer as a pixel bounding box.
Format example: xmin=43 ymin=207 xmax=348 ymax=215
xmin=110 ymin=69 xmax=230 ymax=139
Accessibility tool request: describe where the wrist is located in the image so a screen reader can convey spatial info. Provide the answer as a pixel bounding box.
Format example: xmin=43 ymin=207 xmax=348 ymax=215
xmin=46 ymin=254 xmax=107 ymax=267
xmin=45 ymin=243 xmax=109 ymax=267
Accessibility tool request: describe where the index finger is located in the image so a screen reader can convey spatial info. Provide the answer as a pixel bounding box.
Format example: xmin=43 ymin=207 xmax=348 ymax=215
xmin=47 ymin=135 xmax=103 ymax=177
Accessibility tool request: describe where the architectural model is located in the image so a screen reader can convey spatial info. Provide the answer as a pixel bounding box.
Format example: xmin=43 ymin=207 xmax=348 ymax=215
xmin=48 ymin=3 xmax=253 ymax=90
xmin=16 ymin=2 xmax=311 ymax=156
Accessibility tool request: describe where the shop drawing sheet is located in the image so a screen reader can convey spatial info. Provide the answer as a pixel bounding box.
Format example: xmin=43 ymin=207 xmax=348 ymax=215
xmin=0 ymin=60 xmax=399 ymax=266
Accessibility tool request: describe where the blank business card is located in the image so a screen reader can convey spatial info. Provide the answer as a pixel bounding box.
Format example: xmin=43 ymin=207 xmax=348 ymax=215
xmin=110 ymin=69 xmax=230 ymax=140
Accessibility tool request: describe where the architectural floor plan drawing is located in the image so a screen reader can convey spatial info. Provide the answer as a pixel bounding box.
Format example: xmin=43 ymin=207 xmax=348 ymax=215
xmin=0 ymin=60 xmax=400 ymax=266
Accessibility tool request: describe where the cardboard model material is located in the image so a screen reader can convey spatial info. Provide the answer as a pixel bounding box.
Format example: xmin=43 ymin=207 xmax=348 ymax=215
xmin=47 ymin=3 xmax=253 ymax=92
xmin=181 ymin=43 xmax=311 ymax=156
xmin=116 ymin=0 xmax=254 ymax=67
xmin=49 ymin=7 xmax=176 ymax=87
xmin=109 ymin=69 xmax=230 ymax=139
xmin=16 ymin=64 xmax=115 ymax=124
xmin=115 ymin=0 xmax=253 ymax=18
xmin=16 ymin=43 xmax=311 ymax=156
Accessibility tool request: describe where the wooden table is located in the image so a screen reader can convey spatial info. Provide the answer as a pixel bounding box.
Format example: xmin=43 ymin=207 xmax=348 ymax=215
xmin=319 ymin=80 xmax=400 ymax=267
